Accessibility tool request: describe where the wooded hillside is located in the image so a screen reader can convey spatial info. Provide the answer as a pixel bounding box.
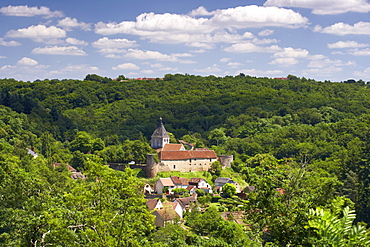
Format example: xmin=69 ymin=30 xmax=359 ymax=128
xmin=1 ymin=74 xmax=370 ymax=246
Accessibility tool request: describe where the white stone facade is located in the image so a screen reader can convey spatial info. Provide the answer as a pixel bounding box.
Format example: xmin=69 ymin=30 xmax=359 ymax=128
xmin=159 ymin=157 xmax=217 ymax=173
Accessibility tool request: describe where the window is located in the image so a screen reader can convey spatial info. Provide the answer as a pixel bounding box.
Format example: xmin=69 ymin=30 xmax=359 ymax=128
xmin=173 ymin=165 xmax=176 ymax=169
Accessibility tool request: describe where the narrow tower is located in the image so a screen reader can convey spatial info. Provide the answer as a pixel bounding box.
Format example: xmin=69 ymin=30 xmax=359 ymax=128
xmin=150 ymin=118 xmax=170 ymax=149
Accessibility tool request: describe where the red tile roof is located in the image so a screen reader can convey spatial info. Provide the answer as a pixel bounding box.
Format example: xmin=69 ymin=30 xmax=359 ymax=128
xmin=155 ymin=209 xmax=179 ymax=220
xmin=146 ymin=199 xmax=160 ymax=210
xmin=175 ymin=196 xmax=197 ymax=208
xmin=159 ymin=150 xmax=217 ymax=160
xmin=158 ymin=178 xmax=175 ymax=187
xmin=171 ymin=176 xmax=189 ymax=186
xmin=189 ymin=178 xmax=204 ymax=184
xmin=166 ymin=201 xmax=179 ymax=210
xmin=186 ymin=185 xmax=195 ymax=191
xmin=163 ymin=144 xmax=184 ymax=151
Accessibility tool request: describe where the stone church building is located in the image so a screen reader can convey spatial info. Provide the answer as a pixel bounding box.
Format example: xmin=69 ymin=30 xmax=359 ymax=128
xmin=146 ymin=118 xmax=233 ymax=178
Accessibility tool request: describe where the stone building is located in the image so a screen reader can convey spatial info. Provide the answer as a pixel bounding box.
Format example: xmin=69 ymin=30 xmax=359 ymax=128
xmin=151 ymin=117 xmax=169 ymax=149
xmin=146 ymin=118 xmax=232 ymax=178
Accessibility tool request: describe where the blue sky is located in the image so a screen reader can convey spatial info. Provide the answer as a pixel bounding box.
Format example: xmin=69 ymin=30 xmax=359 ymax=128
xmin=0 ymin=0 xmax=370 ymax=82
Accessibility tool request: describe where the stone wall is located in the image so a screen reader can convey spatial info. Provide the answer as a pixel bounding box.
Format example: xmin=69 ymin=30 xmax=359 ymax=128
xmin=158 ymin=158 xmax=217 ymax=173
xmin=218 ymin=155 xmax=234 ymax=168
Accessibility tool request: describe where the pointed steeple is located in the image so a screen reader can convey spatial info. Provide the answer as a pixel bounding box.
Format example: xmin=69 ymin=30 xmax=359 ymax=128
xmin=151 ymin=118 xmax=170 ymax=149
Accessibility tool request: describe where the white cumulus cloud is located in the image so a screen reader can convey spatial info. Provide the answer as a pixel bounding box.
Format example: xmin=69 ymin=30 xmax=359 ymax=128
xmin=6 ymin=25 xmax=66 ymax=39
xmin=220 ymin=58 xmax=231 ymax=63
xmin=94 ymin=21 xmax=138 ymax=35
xmin=348 ymin=48 xmax=370 ymax=56
xmin=32 ymin=46 xmax=87 ymax=56
xmin=17 ymin=57 xmax=38 ymax=66
xmin=112 ymin=63 xmax=140 ymax=70
xmin=0 ymin=5 xmax=63 ymax=18
xmin=94 ymin=5 xmax=307 ymax=47
xmin=258 ymin=29 xmax=274 ymax=36
xmin=135 ymin=12 xmax=216 ymax=33
xmin=273 ymin=47 xmax=309 ymax=58
xmin=314 ymin=22 xmax=370 ymax=36
xmin=328 ymin=41 xmax=369 ymax=49
xmin=92 ymin=37 xmax=137 ymax=49
xmin=270 ymin=57 xmax=299 ymax=66
xmin=188 ymin=6 xmax=216 ymax=16
xmin=124 ymin=49 xmax=178 ymax=61
xmin=224 ymin=43 xmax=281 ymax=53
xmin=302 ymin=67 xmax=342 ymax=77
xmin=50 ymin=65 xmax=100 ymax=75
xmin=227 ymin=62 xmax=242 ymax=68
xmin=209 ymin=5 xmax=308 ymax=29
xmin=0 ymin=38 xmax=21 ymax=46
xmin=264 ymin=0 xmax=370 ymax=15
xmin=57 ymin=17 xmax=91 ymax=31
xmin=354 ymin=67 xmax=370 ymax=79
xmin=195 ymin=64 xmax=222 ymax=73
xmin=66 ymin=37 xmax=88 ymax=46
xmin=308 ymin=58 xmax=355 ymax=68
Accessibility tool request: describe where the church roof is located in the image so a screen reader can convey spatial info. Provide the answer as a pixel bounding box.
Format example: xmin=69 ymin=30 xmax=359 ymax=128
xmin=151 ymin=118 xmax=169 ymax=138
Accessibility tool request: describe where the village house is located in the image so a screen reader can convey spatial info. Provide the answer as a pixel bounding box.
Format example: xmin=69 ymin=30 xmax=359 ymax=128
xmin=170 ymin=176 xmax=189 ymax=189
xmin=214 ymin=177 xmax=241 ymax=192
xmin=189 ymin=178 xmax=213 ymax=193
xmin=186 ymin=185 xmax=197 ymax=195
xmin=166 ymin=201 xmax=184 ymax=219
xmin=145 ymin=198 xmax=163 ymax=211
xmin=154 ymin=176 xmax=213 ymax=195
xmin=174 ymin=196 xmax=197 ymax=212
xmin=155 ymin=178 xmax=175 ymax=195
xmin=145 ymin=199 xmax=184 ymax=227
xmin=152 ymin=207 xmax=180 ymax=227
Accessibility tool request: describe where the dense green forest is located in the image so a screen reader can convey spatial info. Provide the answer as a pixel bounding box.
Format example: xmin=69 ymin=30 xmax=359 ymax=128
xmin=1 ymin=74 xmax=370 ymax=246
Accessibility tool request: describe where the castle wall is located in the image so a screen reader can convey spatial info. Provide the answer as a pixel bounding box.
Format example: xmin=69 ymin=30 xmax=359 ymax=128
xmin=146 ymin=154 xmax=159 ymax=178
xmin=218 ymin=155 xmax=234 ymax=168
xmin=158 ymin=158 xmax=217 ymax=173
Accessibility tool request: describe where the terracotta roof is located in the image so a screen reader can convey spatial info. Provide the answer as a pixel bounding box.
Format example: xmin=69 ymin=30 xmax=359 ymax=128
xmin=186 ymin=185 xmax=195 ymax=191
xmin=155 ymin=209 xmax=179 ymax=220
xmin=166 ymin=201 xmax=179 ymax=210
xmin=179 ymin=177 xmax=189 ymax=186
xmin=159 ymin=150 xmax=217 ymax=160
xmin=159 ymin=178 xmax=175 ymax=187
xmin=171 ymin=176 xmax=181 ymax=184
xmin=162 ymin=144 xmax=184 ymax=151
xmin=171 ymin=176 xmax=189 ymax=186
xmin=176 ymin=196 xmax=197 ymax=208
xmin=146 ymin=199 xmax=160 ymax=210
xmin=189 ymin=178 xmax=204 ymax=184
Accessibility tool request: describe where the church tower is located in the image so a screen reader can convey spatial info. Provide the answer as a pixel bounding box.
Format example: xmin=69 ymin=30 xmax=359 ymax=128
xmin=151 ymin=118 xmax=170 ymax=149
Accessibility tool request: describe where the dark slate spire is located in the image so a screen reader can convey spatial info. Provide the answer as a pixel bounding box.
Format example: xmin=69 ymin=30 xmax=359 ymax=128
xmin=151 ymin=118 xmax=170 ymax=149
xmin=151 ymin=117 xmax=169 ymax=138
